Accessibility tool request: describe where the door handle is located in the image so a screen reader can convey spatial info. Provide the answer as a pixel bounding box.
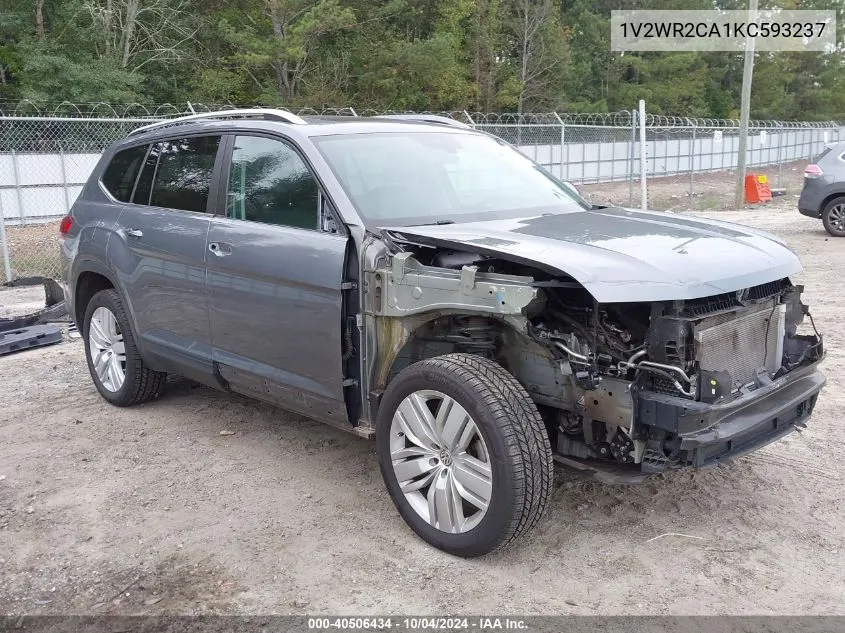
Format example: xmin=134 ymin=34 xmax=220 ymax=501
xmin=125 ymin=228 xmax=143 ymax=238
xmin=208 ymin=242 xmax=232 ymax=256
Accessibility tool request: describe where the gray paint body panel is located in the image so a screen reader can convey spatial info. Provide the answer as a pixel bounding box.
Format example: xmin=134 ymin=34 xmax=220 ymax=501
xmin=206 ymin=216 xmax=349 ymax=424
xmin=385 ymin=207 xmax=803 ymax=303
xmin=109 ymin=204 xmax=213 ymax=378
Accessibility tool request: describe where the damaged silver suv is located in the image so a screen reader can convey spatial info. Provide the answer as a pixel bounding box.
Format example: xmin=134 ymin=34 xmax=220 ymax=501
xmin=61 ymin=109 xmax=825 ymax=556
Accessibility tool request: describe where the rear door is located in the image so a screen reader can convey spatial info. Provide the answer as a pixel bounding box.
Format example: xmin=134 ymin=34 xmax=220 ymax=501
xmin=109 ymin=134 xmax=223 ymax=384
xmin=206 ymin=133 xmax=349 ymax=424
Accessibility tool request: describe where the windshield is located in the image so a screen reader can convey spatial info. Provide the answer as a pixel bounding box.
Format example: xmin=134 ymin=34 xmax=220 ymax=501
xmin=313 ymin=132 xmax=590 ymax=226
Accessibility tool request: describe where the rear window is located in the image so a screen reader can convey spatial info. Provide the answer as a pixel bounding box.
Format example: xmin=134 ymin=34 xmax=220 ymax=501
xmin=149 ymin=136 xmax=220 ymax=213
xmin=101 ymin=145 xmax=147 ymax=202
xmin=127 ymin=136 xmax=221 ymax=212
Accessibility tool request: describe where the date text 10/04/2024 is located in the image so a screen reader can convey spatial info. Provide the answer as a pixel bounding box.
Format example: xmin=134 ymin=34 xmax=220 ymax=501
xmin=307 ymin=617 xmax=529 ymax=630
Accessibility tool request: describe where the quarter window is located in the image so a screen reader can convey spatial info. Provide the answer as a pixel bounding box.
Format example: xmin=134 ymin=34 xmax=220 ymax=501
xmin=132 ymin=142 xmax=160 ymax=205
xmin=226 ymin=136 xmax=319 ymax=230
xmin=145 ymin=136 xmax=220 ymax=213
xmin=102 ymin=145 xmax=147 ymax=202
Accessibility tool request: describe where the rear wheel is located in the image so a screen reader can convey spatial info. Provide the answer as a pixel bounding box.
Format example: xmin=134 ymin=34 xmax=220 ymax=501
xmin=83 ymin=289 xmax=166 ymax=406
xmin=822 ymin=197 xmax=845 ymax=237
xmin=376 ymin=354 xmax=553 ymax=557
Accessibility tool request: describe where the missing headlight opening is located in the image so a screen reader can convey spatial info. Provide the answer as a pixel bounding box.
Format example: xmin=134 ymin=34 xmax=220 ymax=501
xmin=370 ymin=245 xmax=824 ymax=481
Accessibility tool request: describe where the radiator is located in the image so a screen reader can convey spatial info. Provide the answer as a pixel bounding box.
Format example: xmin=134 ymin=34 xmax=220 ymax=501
xmin=694 ymin=302 xmax=786 ymax=388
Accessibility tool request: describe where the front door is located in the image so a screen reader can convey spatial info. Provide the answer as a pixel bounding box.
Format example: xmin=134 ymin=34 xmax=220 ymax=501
xmin=206 ymin=134 xmax=349 ymax=424
xmin=111 ymin=134 xmax=223 ymax=384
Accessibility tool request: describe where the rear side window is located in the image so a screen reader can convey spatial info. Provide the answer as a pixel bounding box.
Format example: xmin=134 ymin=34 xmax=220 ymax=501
xmin=101 ymin=145 xmax=147 ymax=202
xmin=137 ymin=136 xmax=220 ymax=212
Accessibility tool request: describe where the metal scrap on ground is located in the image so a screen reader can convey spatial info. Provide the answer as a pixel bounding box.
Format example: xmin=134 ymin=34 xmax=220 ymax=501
xmin=0 ymin=324 xmax=63 ymax=356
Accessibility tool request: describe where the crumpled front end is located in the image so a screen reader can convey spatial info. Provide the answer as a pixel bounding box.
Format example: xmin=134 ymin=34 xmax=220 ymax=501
xmin=364 ymin=235 xmax=825 ymax=481
xmin=533 ymin=278 xmax=825 ymax=478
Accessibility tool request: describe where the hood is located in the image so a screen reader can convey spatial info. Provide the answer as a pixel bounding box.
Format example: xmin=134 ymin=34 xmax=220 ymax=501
xmin=383 ymin=207 xmax=802 ymax=303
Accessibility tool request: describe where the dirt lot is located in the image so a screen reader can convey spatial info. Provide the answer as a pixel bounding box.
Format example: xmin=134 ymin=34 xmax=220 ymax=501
xmin=1 ymin=186 xmax=843 ymax=616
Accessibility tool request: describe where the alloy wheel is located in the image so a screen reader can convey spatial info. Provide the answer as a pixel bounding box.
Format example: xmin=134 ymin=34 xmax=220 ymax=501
xmin=389 ymin=390 xmax=493 ymax=534
xmin=828 ymin=203 xmax=845 ymax=234
xmin=88 ymin=306 xmax=127 ymax=392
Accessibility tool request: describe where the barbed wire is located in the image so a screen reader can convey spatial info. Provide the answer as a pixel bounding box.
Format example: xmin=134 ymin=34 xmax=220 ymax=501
xmin=1 ymin=100 xmax=842 ymax=130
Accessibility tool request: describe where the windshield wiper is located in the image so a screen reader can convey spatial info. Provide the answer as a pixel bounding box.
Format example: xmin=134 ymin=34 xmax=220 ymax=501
xmin=412 ymin=219 xmax=455 ymax=226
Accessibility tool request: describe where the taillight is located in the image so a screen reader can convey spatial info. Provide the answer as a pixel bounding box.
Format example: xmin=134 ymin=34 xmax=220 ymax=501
xmin=804 ymin=164 xmax=824 ymax=179
xmin=59 ymin=215 xmax=73 ymax=236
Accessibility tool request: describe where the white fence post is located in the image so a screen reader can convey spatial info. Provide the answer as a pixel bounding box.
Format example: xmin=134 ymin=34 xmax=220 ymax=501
xmin=0 ymin=194 xmax=11 ymax=283
xmin=11 ymin=150 xmax=25 ymax=224
xmin=639 ymin=100 xmax=647 ymax=211
xmin=59 ymin=149 xmax=71 ymax=213
xmin=628 ymin=111 xmax=636 ymax=206
xmin=553 ymin=111 xmax=565 ymax=180
xmin=687 ymin=118 xmax=696 ymax=197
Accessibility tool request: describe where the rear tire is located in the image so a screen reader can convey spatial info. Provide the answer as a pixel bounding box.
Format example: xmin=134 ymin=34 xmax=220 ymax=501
xmin=83 ymin=289 xmax=166 ymax=406
xmin=822 ymin=197 xmax=845 ymax=237
xmin=376 ymin=353 xmax=553 ymax=557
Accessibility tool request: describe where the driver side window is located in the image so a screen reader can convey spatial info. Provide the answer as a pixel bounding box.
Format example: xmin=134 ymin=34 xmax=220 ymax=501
xmin=226 ymin=136 xmax=319 ymax=230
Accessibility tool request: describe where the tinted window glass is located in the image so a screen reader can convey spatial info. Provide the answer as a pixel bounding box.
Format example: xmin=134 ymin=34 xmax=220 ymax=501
xmin=102 ymin=145 xmax=147 ymax=202
xmin=149 ymin=136 xmax=220 ymax=213
xmin=226 ymin=136 xmax=318 ymax=230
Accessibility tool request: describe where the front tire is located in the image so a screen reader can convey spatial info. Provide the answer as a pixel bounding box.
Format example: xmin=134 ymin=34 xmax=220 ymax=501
xmin=83 ymin=289 xmax=166 ymax=406
xmin=376 ymin=354 xmax=553 ymax=557
xmin=822 ymin=197 xmax=845 ymax=237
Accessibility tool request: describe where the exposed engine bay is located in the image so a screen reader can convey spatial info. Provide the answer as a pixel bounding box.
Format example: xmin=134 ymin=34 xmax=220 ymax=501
xmin=368 ymin=240 xmax=825 ymax=480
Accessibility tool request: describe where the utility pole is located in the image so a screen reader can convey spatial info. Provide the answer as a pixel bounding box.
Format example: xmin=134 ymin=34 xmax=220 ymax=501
xmin=639 ymin=99 xmax=647 ymax=211
xmin=735 ymin=0 xmax=759 ymax=210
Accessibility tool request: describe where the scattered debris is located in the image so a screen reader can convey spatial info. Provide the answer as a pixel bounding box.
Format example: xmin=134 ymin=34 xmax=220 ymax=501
xmin=0 ymin=278 xmax=69 ymax=331
xmin=103 ymin=577 xmax=140 ymax=603
xmin=0 ymin=324 xmax=63 ymax=356
xmin=646 ymin=532 xmax=705 ymax=543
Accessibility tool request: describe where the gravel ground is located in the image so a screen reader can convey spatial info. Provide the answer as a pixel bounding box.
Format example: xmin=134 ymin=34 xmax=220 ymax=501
xmin=0 ymin=286 xmax=47 ymax=319
xmin=1 ymin=183 xmax=843 ymax=616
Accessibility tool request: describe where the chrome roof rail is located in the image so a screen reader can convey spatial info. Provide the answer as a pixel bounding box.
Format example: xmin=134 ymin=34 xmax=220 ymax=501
xmin=128 ymin=108 xmax=307 ymax=136
xmin=375 ymin=114 xmax=471 ymax=129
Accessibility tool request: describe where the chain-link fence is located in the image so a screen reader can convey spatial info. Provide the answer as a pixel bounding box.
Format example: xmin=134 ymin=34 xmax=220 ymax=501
xmin=1 ymin=101 xmax=843 ymax=284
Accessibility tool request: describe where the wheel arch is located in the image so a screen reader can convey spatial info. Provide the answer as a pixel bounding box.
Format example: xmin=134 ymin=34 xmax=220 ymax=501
xmin=73 ymin=264 xmax=116 ymax=328
xmin=371 ymin=311 xmax=557 ymax=422
xmin=71 ymin=261 xmax=138 ymax=341
xmin=820 ymin=191 xmax=845 ymax=214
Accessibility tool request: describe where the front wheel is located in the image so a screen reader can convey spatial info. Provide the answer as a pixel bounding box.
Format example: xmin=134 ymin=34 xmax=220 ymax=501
xmin=376 ymin=354 xmax=553 ymax=557
xmin=822 ymin=197 xmax=845 ymax=237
